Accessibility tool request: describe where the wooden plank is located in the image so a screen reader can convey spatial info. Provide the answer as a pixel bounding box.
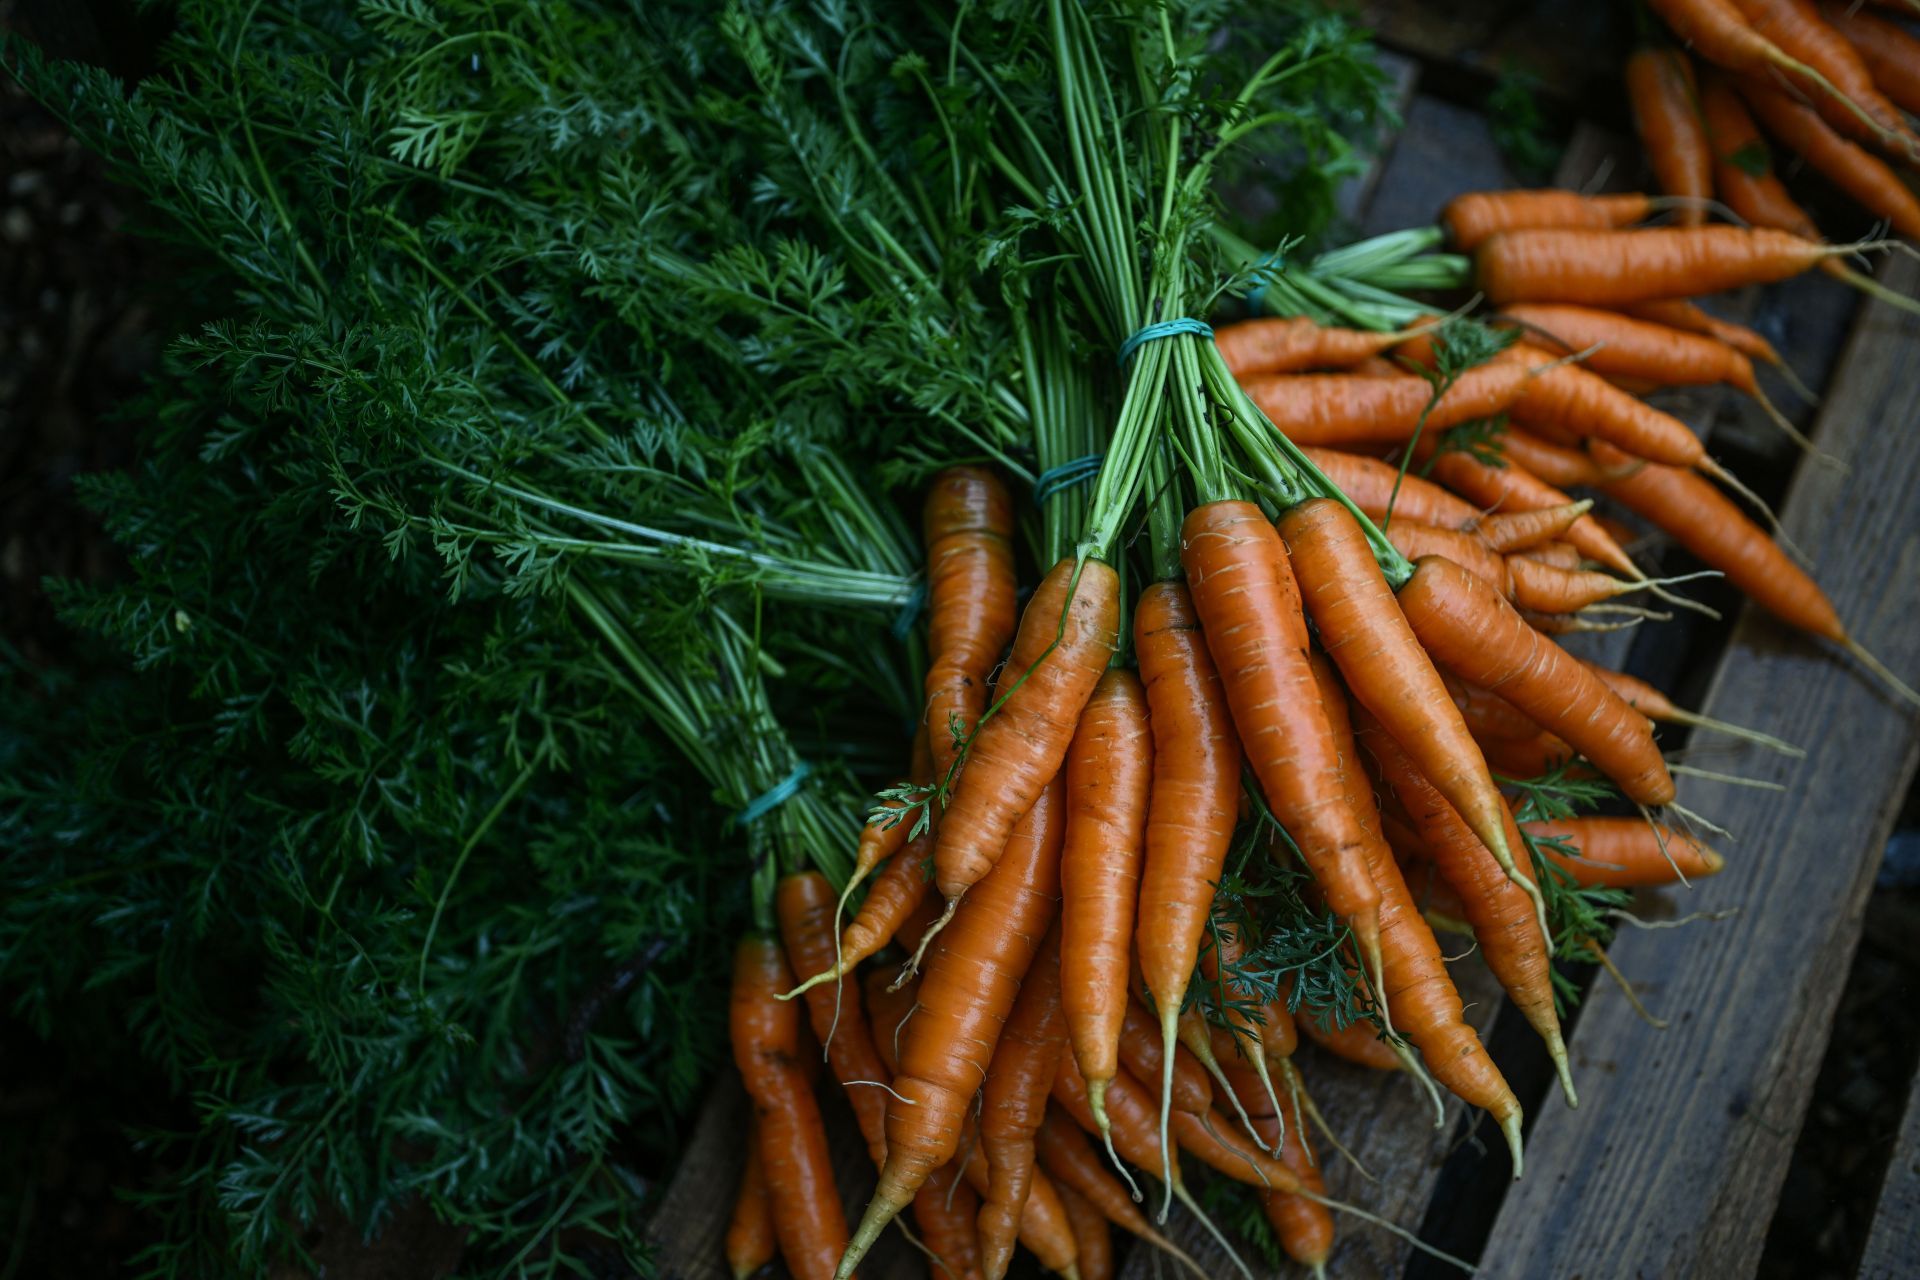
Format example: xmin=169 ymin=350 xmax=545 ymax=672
xmin=1859 ymin=1065 xmax=1920 ymax=1279
xmin=1359 ymin=93 xmax=1521 ymax=240
xmin=1335 ymin=50 xmax=1421 ymax=224
xmin=1474 ymin=257 xmax=1920 ymax=1279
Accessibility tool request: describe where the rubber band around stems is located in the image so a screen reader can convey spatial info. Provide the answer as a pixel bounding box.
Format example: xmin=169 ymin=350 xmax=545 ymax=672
xmin=1116 ymin=317 xmax=1214 ymax=365
xmin=889 ymin=580 xmax=928 ymax=640
xmin=732 ymin=763 xmax=812 ymax=827
xmin=1244 ymin=250 xmax=1284 ymax=315
xmin=1031 ymin=454 xmax=1104 ymax=507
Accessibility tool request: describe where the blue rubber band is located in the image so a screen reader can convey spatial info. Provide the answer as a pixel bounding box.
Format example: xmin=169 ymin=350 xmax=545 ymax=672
xmin=1244 ymin=250 xmax=1284 ymax=315
xmin=734 ymin=763 xmax=812 ymax=827
xmin=1032 ymin=454 xmax=1105 ymax=507
xmin=1117 ymin=317 xmax=1214 ymax=366
xmin=889 ymin=580 xmax=929 ymax=640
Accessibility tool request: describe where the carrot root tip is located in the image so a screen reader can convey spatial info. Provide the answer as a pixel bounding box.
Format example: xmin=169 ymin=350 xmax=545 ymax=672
xmin=1499 ymin=1107 xmax=1525 ymax=1180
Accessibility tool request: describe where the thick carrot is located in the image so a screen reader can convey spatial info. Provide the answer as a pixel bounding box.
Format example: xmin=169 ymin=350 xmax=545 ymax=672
xmin=1477 ymin=501 xmax=1595 ymax=553
xmin=1622 ymin=298 xmax=1785 ymax=367
xmin=1826 ymin=2 xmax=1920 ymax=114
xmin=839 ymin=776 xmax=1066 ymax=1277
xmin=1421 ymin=448 xmax=1642 ymax=577
xmin=1238 ymin=363 xmax=1534 ymax=447
xmin=1524 ymin=816 xmax=1726 ymax=885
xmin=1699 ymin=70 xmax=1825 ymax=240
xmin=916 ymin=1163 xmax=986 ymax=1280
xmin=1059 ymin=669 xmax=1153 ymax=1141
xmin=1628 ymin=48 xmax=1713 ymax=224
xmin=1354 ymin=708 xmax=1573 ymax=1103
xmin=777 ymin=872 xmax=893 ymax=1168
xmin=934 ymin=558 xmax=1118 ymax=905
xmin=1118 ymin=1002 xmax=1215 ymax=1123
xmin=1743 ymin=79 xmax=1920 ymax=239
xmin=980 ymin=926 xmax=1069 ymax=1280
xmin=1215 ymin=316 xmax=1407 ymax=379
xmin=1396 ymin=556 xmax=1674 ymax=805
xmin=1479 ymin=731 xmax=1580 ymax=780
xmin=1298 ymin=1014 xmax=1404 ymax=1072
xmin=1250 ymin=1112 xmax=1334 ymax=1273
xmin=1179 ymin=500 xmax=1384 ymax=994
xmin=922 ymin=467 xmax=1018 ymax=788
xmin=1444 ymin=673 xmax=1550 ymax=741
xmin=1302 ymin=447 xmax=1483 ymax=529
xmin=1280 ymin=497 xmax=1523 ymax=886
xmin=1735 ymin=0 xmax=1920 ymax=160
xmin=732 ymin=935 xmax=850 ymax=1280
xmin=726 ymin=1122 xmax=777 ymax=1280
xmin=1500 ymin=303 xmax=1763 ymax=396
xmin=1379 ymin=520 xmax=1512 ymax=596
xmin=1442 ymin=190 xmax=1653 ymax=250
xmin=1056 ymin=1182 xmax=1113 ymax=1280
xmin=1133 ymin=578 xmax=1242 ymax=1194
xmin=1476 ymin=226 xmax=1843 ymax=305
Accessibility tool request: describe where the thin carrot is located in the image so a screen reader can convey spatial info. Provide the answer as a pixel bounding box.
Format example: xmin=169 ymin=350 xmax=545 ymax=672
xmin=1443 ymin=673 xmax=1549 ymax=741
xmin=1118 ymin=1001 xmax=1214 ymax=1118
xmin=1298 ymin=1013 xmax=1404 ymax=1072
xmin=732 ymin=935 xmax=851 ymax=1280
xmin=1214 ymin=316 xmax=1410 ymax=379
xmin=959 ymin=1143 xmax=1081 ymax=1280
xmin=1249 ymin=1111 xmax=1334 ymax=1275
xmin=1379 ymin=520 xmax=1512 ymax=597
xmin=1301 ymin=447 xmax=1484 ymax=529
xmin=1825 ymin=2 xmax=1920 ymax=115
xmin=1628 ymin=48 xmax=1713 ymax=224
xmin=1238 ymin=363 xmax=1534 ymax=447
xmin=916 ymin=1163 xmax=986 ymax=1280
xmin=824 ymin=828 xmax=934 ymax=988
xmin=1700 ymin=70 xmax=1825 ymax=240
xmin=1476 ymin=225 xmax=1852 ymax=305
xmin=1735 ymin=0 xmax=1920 ymax=161
xmin=1742 ymin=79 xmax=1920 ymax=239
xmin=1034 ymin=1107 xmax=1208 ymax=1275
xmin=1621 ymin=298 xmax=1787 ymax=370
xmin=1421 ymin=448 xmax=1643 ymax=577
xmin=1579 ymin=659 xmax=1805 ymax=754
xmin=1476 ymin=500 xmax=1595 ymax=553
xmin=1479 ymin=425 xmax=1626 ymax=490
xmin=1059 ymin=669 xmax=1153 ymax=1148
xmin=922 ymin=467 xmax=1018 ymax=789
xmin=980 ymin=926 xmax=1069 ymax=1280
xmin=1133 ymin=577 xmax=1243 ymax=1204
xmin=1508 ymin=555 xmax=1645 ymax=614
xmin=1056 ymin=1182 xmax=1113 ymax=1280
xmin=1396 ymin=554 xmax=1674 ymax=806
xmin=726 ymin=1121 xmax=777 ymax=1280
xmin=1279 ymin=497 xmax=1525 ymax=889
xmin=1516 ymin=540 xmax=1586 ymax=571
xmin=837 ymin=776 xmax=1067 ymax=1277
xmin=1511 ymin=347 xmax=1745 ymax=481
xmin=1441 ymin=190 xmax=1653 ymax=251
xmin=1198 ymin=922 xmax=1298 ymax=1084
xmin=1499 ymin=303 xmax=1764 ymax=396
xmin=1523 ymin=815 xmax=1726 ymax=885
xmin=1169 ymin=1104 xmax=1305 ymax=1191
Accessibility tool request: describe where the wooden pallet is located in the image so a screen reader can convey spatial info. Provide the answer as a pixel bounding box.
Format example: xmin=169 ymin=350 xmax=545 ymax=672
xmin=647 ymin=24 xmax=1920 ymax=1280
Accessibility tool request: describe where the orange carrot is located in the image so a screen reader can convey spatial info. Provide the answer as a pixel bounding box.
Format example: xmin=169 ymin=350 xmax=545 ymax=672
xmin=1250 ymin=1112 xmax=1334 ymax=1273
xmin=1238 ymin=363 xmax=1534 ymax=447
xmin=1059 ymin=669 xmax=1153 ymax=1142
xmin=934 ymin=558 xmax=1118 ymax=904
xmin=1478 ymin=731 xmax=1580 ymax=780
xmin=777 ymin=872 xmax=893 ymax=1168
xmin=1510 ymin=347 xmax=1735 ymax=474
xmin=1199 ymin=922 xmax=1299 ymax=1071
xmin=1579 ymin=658 xmax=1802 ymax=753
xmin=732 ymin=935 xmax=850 ymax=1280
xmin=1169 ymin=1105 xmax=1305 ymax=1192
xmin=1396 ymin=555 xmax=1674 ymax=806
xmin=916 ymin=1163 xmax=986 ymax=1280
xmin=1699 ymin=70 xmax=1825 ymax=240
xmin=1035 ymin=1106 xmax=1204 ymax=1266
xmin=1421 ymin=448 xmax=1643 ymax=577
xmin=1476 ymin=225 xmax=1847 ymax=305
xmin=1523 ymin=815 xmax=1726 ymax=885
xmin=1507 ymin=555 xmax=1642 ymax=614
xmin=1825 ymin=2 xmax=1920 ymax=114
xmin=922 ymin=467 xmax=1018 ymax=788
xmin=1516 ymin=540 xmax=1586 ymax=571
xmin=726 ymin=1121 xmax=777 ymax=1280
xmin=1500 ymin=303 xmax=1764 ymax=396
xmin=1742 ymin=78 xmax=1920 ymax=239
xmin=1299 ymin=1013 xmax=1404 ymax=1072
xmin=1118 ymin=1001 xmax=1215 ymax=1118
xmin=1056 ymin=1181 xmax=1113 ymax=1280
xmin=959 ymin=1142 xmax=1080 ymax=1280
xmin=1379 ymin=520 xmax=1513 ymax=596
xmin=832 ymin=829 xmax=934 ymax=981
xmin=1628 ymin=48 xmax=1713 ymax=224
xmin=1302 ymin=447 xmax=1484 ymax=530
xmin=980 ymin=926 xmax=1069 ymax=1280
xmin=1280 ymin=497 xmax=1524 ymax=886
xmin=1441 ymin=190 xmax=1653 ymax=250
xmin=1444 ymin=673 xmax=1549 ymax=741
xmin=1621 ymin=298 xmax=1785 ymax=368
xmin=1476 ymin=501 xmax=1596 ymax=553
xmin=1215 ymin=316 xmax=1409 ymax=379
xmin=838 ymin=776 xmax=1066 ymax=1276
xmin=1736 ymin=0 xmax=1920 ymax=161
xmin=1479 ymin=425 xmax=1623 ymax=490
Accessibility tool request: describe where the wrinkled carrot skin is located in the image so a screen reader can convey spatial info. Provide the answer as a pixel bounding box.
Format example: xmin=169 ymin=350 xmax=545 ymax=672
xmin=1622 ymin=298 xmax=1783 ymax=366
xmin=838 ymin=830 xmax=933 ymax=974
xmin=1579 ymin=660 xmax=1694 ymax=724
xmin=958 ymin=1142 xmax=1080 ymax=1280
xmin=1303 ymin=447 xmax=1484 ymax=530
xmin=731 ymin=936 xmax=851 ymax=1280
xmin=1281 ymin=497 xmax=1517 ymax=877
xmin=1052 ymin=1054 xmax=1181 ymax=1188
xmin=1524 ymin=816 xmax=1726 ymax=885
xmin=1478 ymin=731 xmax=1580 ymax=780
xmin=1738 ymin=0 xmax=1920 ymax=159
xmin=1055 ymin=1182 xmax=1113 ymax=1280
xmin=1239 ymin=363 xmax=1533 ymax=446
xmin=1034 ymin=1107 xmax=1164 ymax=1244
xmin=1501 ymin=303 xmax=1760 ymax=396
xmin=1247 ymin=1110 xmax=1333 ymax=1270
xmin=1508 ymin=555 xmax=1636 ymax=614
xmin=726 ymin=1122 xmax=777 ymax=1280
xmin=1478 ymin=502 xmax=1594 ymax=553
xmin=916 ymin=1164 xmax=985 ymax=1280
xmin=979 ymin=927 xmax=1069 ymax=1280
xmin=1118 ymin=1001 xmax=1213 ymax=1116
xmin=1299 ymin=1012 xmax=1403 ymax=1071
xmin=1743 ymin=80 xmax=1920 ymax=239
xmin=1422 ymin=448 xmax=1640 ymax=576
xmin=1442 ymin=190 xmax=1652 ymax=250
xmin=1444 ymin=673 xmax=1548 ymax=741
xmin=1588 ymin=440 xmax=1844 ymax=639
xmin=1133 ymin=580 xmax=1245 ymax=1029
xmin=1699 ymin=71 xmax=1824 ymax=240
xmin=1827 ymin=3 xmax=1920 ymax=114
xmin=1215 ymin=316 xmax=1404 ymax=378
xmin=922 ymin=467 xmax=1018 ymax=789
xmin=777 ymin=872 xmax=893 ymax=1168
xmin=1059 ymin=669 xmax=1153 ymax=1118
xmin=1180 ymin=501 xmax=1383 ymax=965
xmin=1629 ymin=48 xmax=1712 ymax=223
xmin=1398 ymin=556 xmax=1673 ymax=805
xmin=935 ymin=558 xmax=1119 ymax=901
xmin=1477 ymin=226 xmax=1830 ymax=305
xmin=1517 ymin=540 xmax=1585 ymax=571
xmin=1380 ymin=520 xmax=1513 ymax=595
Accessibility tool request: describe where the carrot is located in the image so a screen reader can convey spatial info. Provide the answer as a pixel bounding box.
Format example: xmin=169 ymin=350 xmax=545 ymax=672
xmin=1516 ymin=540 xmax=1586 ymax=571
xmin=828 ymin=828 xmax=934 ymax=985
xmin=1742 ymin=79 xmax=1920 ymax=239
xmin=1397 ymin=555 xmax=1674 ymax=806
xmin=1628 ymin=48 xmax=1713 ymax=224
xmin=1825 ymin=2 xmax=1920 ymax=115
xmin=980 ymin=926 xmax=1069 ymax=1280
xmin=916 ymin=1163 xmax=986 ymax=1280
xmin=1523 ymin=815 xmax=1726 ymax=885
xmin=1734 ymin=0 xmax=1920 ymax=161
xmin=1353 ymin=707 xmax=1573 ymax=1104
xmin=1298 ymin=1013 xmax=1404 ymax=1072
xmin=726 ymin=1121 xmax=777 ymax=1280
xmin=1249 ymin=1112 xmax=1334 ymax=1274
xmin=1379 ymin=520 xmax=1513 ymax=596
xmin=1132 ymin=578 xmax=1243 ymax=1199
xmin=1238 ymin=363 xmax=1534 ymax=447
xmin=1199 ymin=922 xmax=1299 ymax=1071
xmin=777 ymin=872 xmax=893 ymax=1168
xmin=838 ymin=775 xmax=1067 ymax=1277
xmin=1476 ymin=500 xmax=1595 ymax=553
xmin=1507 ymin=555 xmax=1644 ymax=614
xmin=959 ymin=1142 xmax=1081 ymax=1280
xmin=1699 ymin=70 xmax=1825 ymax=239
xmin=1302 ymin=447 xmax=1484 ymax=530
xmin=1169 ymin=1105 xmax=1305 ymax=1192
xmin=1621 ymin=298 xmax=1786 ymax=369
xmin=1512 ymin=346 xmax=1743 ymax=475
xmin=732 ymin=935 xmax=851 ymax=1280
xmin=1214 ymin=316 xmax=1409 ymax=379
xmin=1476 ymin=225 xmax=1850 ymax=305
xmin=1444 ymin=673 xmax=1548 ymax=741
xmin=1118 ymin=1000 xmax=1214 ymax=1118
xmin=1178 ymin=500 xmax=1385 ymax=1011
xmin=1478 ymin=731 xmax=1580 ymax=780
xmin=1352 ymin=354 xmax=1415 ymax=377
xmin=1279 ymin=497 xmax=1525 ymax=889
xmin=1059 ymin=669 xmax=1153 ymax=1146
xmin=1055 ymin=1182 xmax=1113 ymax=1280
xmin=1308 ymin=655 xmax=1526 ymax=1164
xmin=1579 ymin=659 xmax=1805 ymax=754
xmin=1441 ymin=190 xmax=1653 ymax=250
xmin=1469 ymin=425 xmax=1621 ymax=490
xmin=1034 ymin=1107 xmax=1208 ymax=1274
xmin=1499 ymin=303 xmax=1764 ymax=396
xmin=922 ymin=467 xmax=1018 ymax=789
xmin=1421 ymin=448 xmax=1643 ymax=577
xmin=933 ymin=557 xmax=1119 ymax=907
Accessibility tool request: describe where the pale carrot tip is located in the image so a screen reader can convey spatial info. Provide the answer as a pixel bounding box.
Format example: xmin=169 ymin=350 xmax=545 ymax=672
xmin=1549 ymin=1032 xmax=1578 ymax=1110
xmin=1500 ymin=1107 xmax=1526 ymax=1180
xmin=1701 ymin=849 xmax=1727 ymax=875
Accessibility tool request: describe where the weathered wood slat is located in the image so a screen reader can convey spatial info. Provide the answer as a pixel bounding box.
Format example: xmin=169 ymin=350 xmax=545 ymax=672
xmin=1859 ymin=1063 xmax=1920 ymax=1279
xmin=1473 ymin=258 xmax=1920 ymax=1279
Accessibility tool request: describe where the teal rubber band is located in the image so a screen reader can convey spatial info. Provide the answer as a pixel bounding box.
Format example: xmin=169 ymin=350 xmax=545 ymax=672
xmin=1245 ymin=250 xmax=1284 ymax=315
xmin=1117 ymin=317 xmax=1214 ymax=366
xmin=734 ymin=763 xmax=812 ymax=827
xmin=889 ymin=580 xmax=928 ymax=640
xmin=1032 ymin=454 xmax=1104 ymax=507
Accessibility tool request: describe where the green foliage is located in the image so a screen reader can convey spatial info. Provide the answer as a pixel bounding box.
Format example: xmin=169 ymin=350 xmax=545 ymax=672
xmin=1487 ymin=65 xmax=1562 ymax=184
xmin=1501 ymin=761 xmax=1634 ymax=1009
